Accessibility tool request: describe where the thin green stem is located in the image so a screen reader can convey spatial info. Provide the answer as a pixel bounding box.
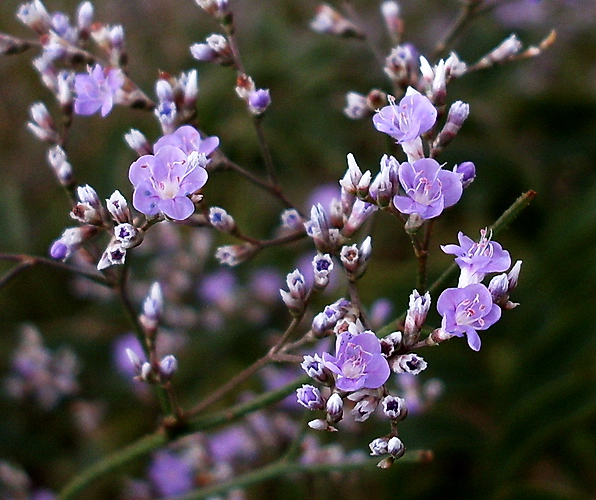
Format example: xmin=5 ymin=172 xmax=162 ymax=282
xmin=432 ymin=0 xmax=483 ymax=59
xmin=253 ymin=115 xmax=280 ymax=187
xmin=173 ymin=450 xmax=430 ymax=500
xmin=0 ymin=253 xmax=109 ymax=286
xmin=58 ymin=376 xmax=307 ymax=500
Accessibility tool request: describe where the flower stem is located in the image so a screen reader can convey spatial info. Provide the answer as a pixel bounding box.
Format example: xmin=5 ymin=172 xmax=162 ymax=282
xmin=57 ymin=376 xmax=307 ymax=500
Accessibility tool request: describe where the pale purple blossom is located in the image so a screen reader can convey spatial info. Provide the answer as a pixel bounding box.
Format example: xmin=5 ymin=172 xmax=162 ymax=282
xmin=441 ymin=229 xmax=511 ymax=287
xmin=437 ymin=283 xmax=502 ymax=351
xmin=73 ymin=64 xmax=124 ymax=117
xmin=129 ymin=146 xmax=208 ymax=220
xmin=393 ymin=158 xmax=463 ymax=219
xmin=247 ymin=88 xmax=271 ymax=115
xmin=372 ymin=87 xmax=437 ymax=143
xmin=153 ymin=125 xmax=219 ymax=157
xmin=296 ymin=384 xmax=325 ymax=410
xmin=322 ymin=330 xmax=390 ymax=392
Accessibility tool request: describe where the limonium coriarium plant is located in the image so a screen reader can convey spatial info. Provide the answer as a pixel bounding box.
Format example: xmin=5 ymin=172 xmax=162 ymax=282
xmin=0 ymin=0 xmax=554 ymax=497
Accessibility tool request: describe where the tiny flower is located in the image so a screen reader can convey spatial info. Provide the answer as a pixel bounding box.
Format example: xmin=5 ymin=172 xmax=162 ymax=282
xmin=387 ymin=436 xmax=405 ymax=458
xmin=311 ymin=298 xmax=351 ymax=338
xmin=247 ymin=88 xmax=271 ymax=115
xmin=301 ymin=354 xmax=329 ymax=384
xmin=370 ymin=155 xmax=399 ymax=207
xmin=432 ymin=101 xmax=470 ymax=153
xmin=453 ymin=161 xmax=476 ymax=188
xmin=393 ymin=158 xmax=463 ymax=219
xmin=296 ymin=384 xmax=325 ymax=410
xmin=106 ymin=190 xmax=132 ymax=224
xmin=312 ymin=253 xmax=334 ymax=289
xmin=437 ymin=283 xmax=502 ymax=351
xmin=97 ymin=240 xmax=126 ymax=270
xmin=153 ymin=125 xmax=219 ymax=158
xmin=380 ymin=1 xmax=402 ymax=42
xmin=339 ymin=153 xmax=364 ymax=195
xmin=280 ymin=269 xmax=308 ymax=313
xmin=380 ymin=331 xmax=403 ymax=357
xmin=325 ymin=393 xmax=343 ymax=422
xmin=76 ymin=1 xmax=94 ymax=33
xmin=445 ymin=51 xmax=467 ymax=78
xmin=343 ymin=91 xmax=369 ymax=120
xmin=307 ymin=418 xmax=333 ymax=431
xmin=125 ymin=129 xmax=152 ymax=156
xmin=50 ymin=226 xmax=96 ymax=260
xmin=404 ymin=290 xmax=431 ymax=340
xmin=17 ymin=0 xmax=52 ymax=33
xmin=382 ymin=395 xmax=407 ymax=421
xmin=125 ymin=347 xmax=143 ymax=375
xmin=384 ymin=44 xmax=418 ymax=87
xmin=46 ymin=145 xmax=74 ymax=186
xmin=372 ymin=87 xmax=437 ymax=143
xmin=74 ymin=64 xmax=124 ymax=117
xmin=129 ymin=145 xmax=208 ymax=220
xmin=390 ymin=353 xmax=428 ymax=375
xmin=28 ymin=102 xmax=58 ymax=143
xmin=342 ymin=199 xmax=376 ymax=237
xmin=441 ymin=229 xmax=511 ymax=287
xmin=208 ymin=206 xmax=236 ymax=233
xmin=280 ymin=209 xmax=304 ymax=231
xmin=158 ymin=355 xmax=177 ymax=381
xmin=369 ymin=437 xmax=389 ymax=456
xmin=114 ymin=223 xmax=141 ymax=249
xmin=322 ymin=330 xmax=390 ymax=392
xmin=141 ymin=282 xmax=164 ymax=329
xmin=215 ymin=244 xmax=257 ymax=266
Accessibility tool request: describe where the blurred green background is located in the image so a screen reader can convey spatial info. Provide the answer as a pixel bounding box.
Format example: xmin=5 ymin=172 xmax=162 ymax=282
xmin=0 ymin=0 xmax=595 ymax=498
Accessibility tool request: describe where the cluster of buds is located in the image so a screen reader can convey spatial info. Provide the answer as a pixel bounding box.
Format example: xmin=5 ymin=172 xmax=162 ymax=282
xmin=235 ymin=74 xmax=271 ymax=116
xmin=311 ymin=297 xmax=353 ymax=338
xmin=340 ymin=237 xmax=372 ymax=281
xmin=384 ymin=43 xmax=419 ymax=90
xmin=191 ymin=34 xmax=234 ymax=66
xmin=154 ymin=70 xmax=199 ymax=134
xmin=27 ymin=102 xmax=60 ymax=144
xmin=419 ymin=52 xmax=467 ymax=105
xmin=126 ymin=350 xmax=178 ymax=384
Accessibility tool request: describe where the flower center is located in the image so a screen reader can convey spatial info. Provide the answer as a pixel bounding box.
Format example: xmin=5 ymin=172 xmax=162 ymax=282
xmin=455 ymin=294 xmax=487 ymax=326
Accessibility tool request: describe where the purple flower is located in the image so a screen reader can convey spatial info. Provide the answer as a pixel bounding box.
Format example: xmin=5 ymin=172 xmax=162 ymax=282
xmin=248 ymin=88 xmax=271 ymax=115
xmin=393 ymin=158 xmax=463 ymax=219
xmin=74 ymin=64 xmax=124 ymax=117
xmin=296 ymin=384 xmax=325 ymax=410
xmin=441 ymin=229 xmax=511 ymax=286
xmin=372 ymin=87 xmax=437 ymax=143
xmin=323 ymin=330 xmax=390 ymax=392
xmin=148 ymin=451 xmax=194 ymax=498
xmin=437 ymin=283 xmax=502 ymax=351
xmin=153 ymin=125 xmax=219 ymax=157
xmin=129 ymin=145 xmax=208 ymax=220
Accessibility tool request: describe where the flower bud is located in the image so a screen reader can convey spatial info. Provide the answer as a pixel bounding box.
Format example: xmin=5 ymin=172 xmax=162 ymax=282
xmin=369 ymin=437 xmax=389 ymax=456
xmin=382 ymin=395 xmax=407 ymax=422
xmin=312 ymin=253 xmax=334 ymax=290
xmin=124 ymin=129 xmax=152 ymax=156
xmin=47 ymin=145 xmax=74 ymax=186
xmin=343 ymin=91 xmax=368 ymax=120
xmin=247 ymin=88 xmax=271 ymax=115
xmin=158 ymin=355 xmax=178 ymax=381
xmin=140 ymin=282 xmax=164 ymax=330
xmin=390 ymin=353 xmax=427 ymax=375
xmin=388 ymin=436 xmax=405 ymax=459
xmin=106 ymin=190 xmax=132 ymax=224
xmin=301 ymin=354 xmax=330 ymax=384
xmin=297 ymin=384 xmax=325 ymax=410
xmin=380 ymin=331 xmax=403 ymax=357
xmin=310 ymin=4 xmax=363 ymax=38
xmin=453 ymin=161 xmax=476 ymax=188
xmin=209 ymin=206 xmax=236 ymax=233
xmin=326 ymin=393 xmax=343 ymax=423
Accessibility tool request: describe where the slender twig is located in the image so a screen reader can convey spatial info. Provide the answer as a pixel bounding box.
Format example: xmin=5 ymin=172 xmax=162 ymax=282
xmin=348 ymin=280 xmax=370 ymax=329
xmin=173 ymin=451 xmax=430 ymax=500
xmin=186 ymin=311 xmax=306 ymax=418
xmin=432 ymin=0 xmax=483 ymax=60
xmin=0 ymin=253 xmax=109 ymax=286
xmin=58 ymin=376 xmax=309 ymax=500
xmin=253 ymin=115 xmax=280 ymax=186
xmin=0 ymin=261 xmax=35 ymax=290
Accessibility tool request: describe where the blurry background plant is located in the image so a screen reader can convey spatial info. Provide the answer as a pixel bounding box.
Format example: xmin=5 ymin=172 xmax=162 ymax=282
xmin=0 ymin=0 xmax=595 ymax=499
